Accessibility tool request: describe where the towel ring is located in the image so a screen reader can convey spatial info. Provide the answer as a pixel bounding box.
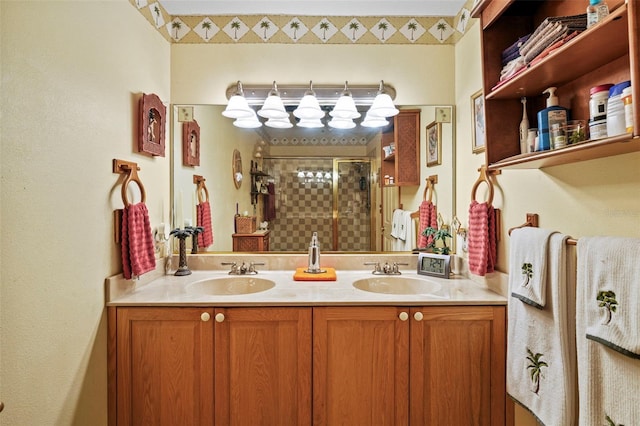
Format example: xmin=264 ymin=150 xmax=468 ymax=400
xmin=193 ymin=175 xmax=210 ymax=204
xmin=114 ymin=159 xmax=146 ymax=207
xmin=423 ymin=180 xmax=434 ymax=202
xmin=470 ymin=166 xmax=494 ymax=205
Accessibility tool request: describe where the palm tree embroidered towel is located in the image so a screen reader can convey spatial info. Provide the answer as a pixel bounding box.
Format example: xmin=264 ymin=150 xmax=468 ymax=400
xmin=576 ymin=236 xmax=640 ymax=425
xmin=510 ymin=227 xmax=557 ymax=309
xmin=390 ymin=209 xmax=403 ymax=239
xmin=121 ymin=202 xmax=156 ymax=280
xmin=507 ymin=233 xmax=577 ymax=425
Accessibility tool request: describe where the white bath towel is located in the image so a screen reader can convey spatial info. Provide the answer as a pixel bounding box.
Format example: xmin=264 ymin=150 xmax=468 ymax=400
xmin=390 ymin=208 xmax=403 ymax=239
xmin=507 ymin=233 xmax=577 ymax=425
xmin=510 ymin=227 xmax=556 ymax=309
xmin=392 ymin=210 xmax=415 ymax=251
xmin=576 ymin=237 xmax=640 ymax=426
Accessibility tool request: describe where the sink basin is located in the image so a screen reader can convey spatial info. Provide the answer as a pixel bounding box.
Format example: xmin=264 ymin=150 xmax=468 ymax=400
xmin=187 ymin=276 xmax=275 ymax=295
xmin=352 ymin=276 xmax=448 ymax=297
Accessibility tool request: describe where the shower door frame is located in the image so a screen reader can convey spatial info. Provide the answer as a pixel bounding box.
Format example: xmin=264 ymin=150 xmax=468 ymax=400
xmin=331 ymin=158 xmax=374 ymax=251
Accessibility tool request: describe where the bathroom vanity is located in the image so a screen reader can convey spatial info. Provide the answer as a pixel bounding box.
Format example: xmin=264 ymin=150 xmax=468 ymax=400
xmin=106 ymin=257 xmax=507 ymax=426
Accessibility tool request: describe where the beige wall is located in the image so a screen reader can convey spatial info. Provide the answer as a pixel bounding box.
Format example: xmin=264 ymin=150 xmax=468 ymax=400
xmin=0 ymin=1 xmax=171 ymax=424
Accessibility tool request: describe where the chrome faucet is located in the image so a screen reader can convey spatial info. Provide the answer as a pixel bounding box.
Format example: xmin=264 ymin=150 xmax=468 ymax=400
xmin=306 ymin=232 xmax=323 ymax=273
xmin=364 ymin=261 xmax=408 ymax=275
xmin=221 ymin=261 xmax=264 ymax=275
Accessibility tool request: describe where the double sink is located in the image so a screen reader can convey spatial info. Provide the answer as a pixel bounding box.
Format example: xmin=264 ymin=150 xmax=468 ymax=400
xmin=186 ymin=275 xmax=444 ymax=296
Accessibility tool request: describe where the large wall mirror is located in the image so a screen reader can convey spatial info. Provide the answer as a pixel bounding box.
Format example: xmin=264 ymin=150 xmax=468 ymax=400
xmin=171 ymin=104 xmax=456 ymax=253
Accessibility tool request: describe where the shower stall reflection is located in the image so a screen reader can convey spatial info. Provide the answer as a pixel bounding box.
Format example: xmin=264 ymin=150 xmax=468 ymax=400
xmin=263 ymin=158 xmax=372 ymax=251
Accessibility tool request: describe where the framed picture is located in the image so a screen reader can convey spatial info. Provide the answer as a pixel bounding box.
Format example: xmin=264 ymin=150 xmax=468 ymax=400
xmin=426 ymin=121 xmax=442 ymax=167
xmin=138 ymin=93 xmax=166 ymax=157
xmin=182 ymin=120 xmax=200 ymax=167
xmin=471 ymin=89 xmax=486 ymax=153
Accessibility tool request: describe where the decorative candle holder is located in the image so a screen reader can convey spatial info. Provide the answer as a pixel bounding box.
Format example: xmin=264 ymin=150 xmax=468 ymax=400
xmin=170 ymin=228 xmax=194 ymax=276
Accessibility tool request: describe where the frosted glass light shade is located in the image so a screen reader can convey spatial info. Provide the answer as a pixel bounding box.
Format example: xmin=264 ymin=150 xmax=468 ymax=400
xmin=368 ymin=93 xmax=399 ymax=118
xmin=328 ymin=117 xmax=356 ymax=129
xmin=293 ymin=94 xmax=325 ymax=119
xmin=233 ymin=109 xmax=262 ymax=128
xmin=265 ymin=117 xmax=293 ymax=128
xmin=222 ymin=95 xmax=254 ymax=119
xmin=330 ymin=94 xmax=360 ymax=119
xmin=360 ymin=111 xmax=389 ymax=128
xmin=297 ymin=118 xmax=324 ymax=128
xmin=258 ymin=94 xmax=289 ymax=119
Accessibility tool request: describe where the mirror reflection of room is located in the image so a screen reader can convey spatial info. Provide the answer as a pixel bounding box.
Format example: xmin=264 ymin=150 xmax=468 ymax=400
xmin=172 ymin=103 xmax=455 ymax=253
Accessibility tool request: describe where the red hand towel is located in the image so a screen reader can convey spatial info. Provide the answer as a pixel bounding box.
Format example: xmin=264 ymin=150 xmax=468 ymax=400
xmin=467 ymin=201 xmax=497 ymax=276
xmin=197 ymin=201 xmax=214 ymax=248
xmin=121 ymin=203 xmax=156 ymax=279
xmin=264 ymin=182 xmax=276 ymax=221
xmin=417 ymin=200 xmax=438 ymax=249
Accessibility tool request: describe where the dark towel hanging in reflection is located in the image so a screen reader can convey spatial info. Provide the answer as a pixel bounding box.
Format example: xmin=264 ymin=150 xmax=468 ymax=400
xmin=264 ymin=182 xmax=277 ymax=221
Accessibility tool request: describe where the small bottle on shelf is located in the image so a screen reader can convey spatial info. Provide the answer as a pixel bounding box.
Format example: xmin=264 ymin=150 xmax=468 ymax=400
xmin=587 ymin=0 xmax=609 ymax=28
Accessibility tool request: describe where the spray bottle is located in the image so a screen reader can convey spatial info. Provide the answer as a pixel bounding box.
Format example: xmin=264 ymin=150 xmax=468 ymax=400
xmin=537 ymin=87 xmax=569 ymax=151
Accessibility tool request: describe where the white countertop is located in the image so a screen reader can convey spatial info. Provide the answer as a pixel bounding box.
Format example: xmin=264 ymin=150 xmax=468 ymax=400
xmin=106 ymin=269 xmax=506 ymax=307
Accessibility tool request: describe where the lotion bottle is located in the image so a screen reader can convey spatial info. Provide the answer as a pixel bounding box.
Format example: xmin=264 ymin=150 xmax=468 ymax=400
xmin=519 ymin=97 xmax=529 ymax=154
xmin=537 ymin=87 xmax=569 ymax=151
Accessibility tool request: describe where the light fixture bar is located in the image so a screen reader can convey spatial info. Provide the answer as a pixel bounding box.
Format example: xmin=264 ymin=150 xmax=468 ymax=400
xmin=225 ymin=82 xmax=396 ymax=106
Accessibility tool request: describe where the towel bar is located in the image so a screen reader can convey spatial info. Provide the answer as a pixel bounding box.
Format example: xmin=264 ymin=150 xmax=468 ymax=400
xmin=508 ymin=212 xmax=578 ymax=245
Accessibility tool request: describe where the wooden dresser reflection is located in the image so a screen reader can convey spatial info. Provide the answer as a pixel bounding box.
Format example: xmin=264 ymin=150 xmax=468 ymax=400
xmin=232 ymin=230 xmax=270 ymax=252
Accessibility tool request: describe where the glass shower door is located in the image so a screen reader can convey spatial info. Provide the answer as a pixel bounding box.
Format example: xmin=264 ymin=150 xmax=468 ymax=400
xmin=333 ymin=159 xmax=372 ymax=251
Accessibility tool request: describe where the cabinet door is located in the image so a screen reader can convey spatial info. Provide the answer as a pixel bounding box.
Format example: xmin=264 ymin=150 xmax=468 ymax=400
xmin=313 ymin=307 xmax=409 ymax=425
xmin=410 ymin=306 xmax=506 ymax=426
xmin=115 ymin=307 xmax=214 ymax=426
xmin=394 ymin=110 xmax=420 ymax=186
xmin=214 ymin=307 xmax=312 ymax=426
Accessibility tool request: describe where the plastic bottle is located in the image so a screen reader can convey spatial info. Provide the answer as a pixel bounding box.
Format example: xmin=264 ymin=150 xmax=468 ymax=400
xmin=519 ymin=97 xmax=529 ymax=154
xmin=607 ymin=81 xmax=631 ymax=137
xmin=589 ymin=84 xmax=613 ymax=139
xmin=587 ymin=0 xmax=609 ymax=28
xmin=537 ymin=87 xmax=569 ymax=151
xmin=622 ymin=86 xmax=633 ymax=133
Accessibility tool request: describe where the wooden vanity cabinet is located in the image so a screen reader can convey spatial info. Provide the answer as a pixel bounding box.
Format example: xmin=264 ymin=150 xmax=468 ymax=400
xmin=381 ymin=109 xmax=420 ymax=186
xmin=109 ymin=306 xmax=311 ymax=426
xmin=213 ymin=307 xmax=312 ymax=426
xmin=110 ymin=307 xmax=215 ymax=426
xmin=313 ymin=305 xmax=506 ymax=426
xmin=110 ymin=305 xmax=505 ymax=425
xmin=473 ymin=0 xmax=640 ymax=169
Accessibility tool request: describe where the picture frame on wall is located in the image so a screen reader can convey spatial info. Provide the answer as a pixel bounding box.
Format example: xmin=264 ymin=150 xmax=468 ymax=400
xmin=471 ymin=89 xmax=486 ymax=153
xmin=138 ymin=93 xmax=166 ymax=157
xmin=426 ymin=121 xmax=442 ymax=167
xmin=182 ymin=120 xmax=200 ymax=167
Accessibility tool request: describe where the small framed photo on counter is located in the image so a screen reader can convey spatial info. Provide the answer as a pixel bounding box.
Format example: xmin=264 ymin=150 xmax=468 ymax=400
xmin=417 ymin=252 xmax=451 ymax=278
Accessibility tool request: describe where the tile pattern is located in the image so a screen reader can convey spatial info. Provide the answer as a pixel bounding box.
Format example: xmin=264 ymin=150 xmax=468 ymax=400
xmin=130 ymin=0 xmax=479 ymax=45
xmin=263 ymin=158 xmax=371 ymax=251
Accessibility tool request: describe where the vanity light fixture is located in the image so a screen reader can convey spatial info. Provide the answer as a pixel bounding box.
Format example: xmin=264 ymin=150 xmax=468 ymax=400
xmin=297 ymin=118 xmax=324 ymax=128
xmin=293 ymin=81 xmax=325 ymax=120
xmin=367 ymin=80 xmax=400 ymax=118
xmin=222 ymin=81 xmax=254 ymax=119
xmin=233 ymin=109 xmax=262 ymax=128
xmin=360 ymin=111 xmax=389 ymax=128
xmin=328 ymin=116 xmax=356 ymax=129
xmin=223 ymin=80 xmax=398 ymax=129
xmin=329 ymin=81 xmax=361 ymax=120
xmin=257 ymin=81 xmax=289 ymax=120
xmin=265 ymin=116 xmax=293 ymax=129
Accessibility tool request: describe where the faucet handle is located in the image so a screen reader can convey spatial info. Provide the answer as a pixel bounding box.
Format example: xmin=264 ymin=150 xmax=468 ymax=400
xmin=221 ymin=262 xmax=239 ymax=274
xmin=392 ymin=262 xmax=409 ymax=274
xmin=364 ymin=262 xmax=381 ymax=273
xmin=247 ymin=262 xmax=264 ymax=274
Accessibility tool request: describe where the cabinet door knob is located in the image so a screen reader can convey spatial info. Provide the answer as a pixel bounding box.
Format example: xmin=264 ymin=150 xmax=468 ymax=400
xmin=215 ymin=313 xmax=225 ymax=323
xmin=200 ymin=312 xmax=211 ymax=322
xmin=414 ymin=312 xmax=424 ymax=321
xmin=399 ymin=311 xmax=409 ymax=321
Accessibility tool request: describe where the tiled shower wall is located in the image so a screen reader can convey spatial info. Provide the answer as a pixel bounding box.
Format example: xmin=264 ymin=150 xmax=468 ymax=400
xmin=263 ymin=158 xmax=371 ymax=251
